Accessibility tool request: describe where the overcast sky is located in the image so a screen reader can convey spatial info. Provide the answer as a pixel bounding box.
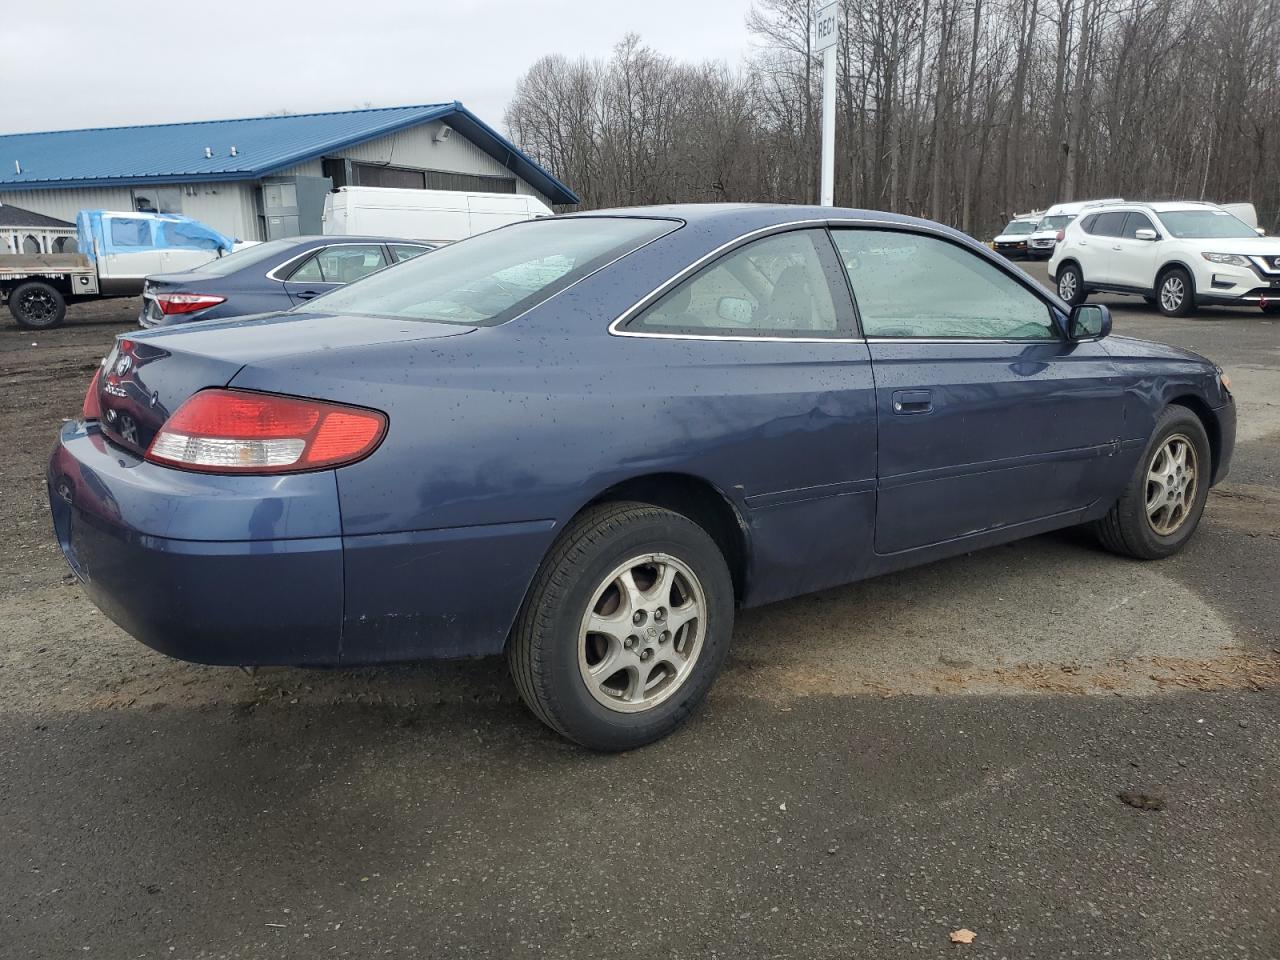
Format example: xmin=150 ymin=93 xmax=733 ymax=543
xmin=1 ymin=0 xmax=758 ymax=135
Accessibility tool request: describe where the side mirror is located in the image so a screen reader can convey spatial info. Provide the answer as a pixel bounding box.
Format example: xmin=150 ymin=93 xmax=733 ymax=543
xmin=716 ymin=296 xmax=753 ymax=327
xmin=1134 ymin=228 xmax=1158 ymax=241
xmin=1069 ymin=303 xmax=1111 ymax=340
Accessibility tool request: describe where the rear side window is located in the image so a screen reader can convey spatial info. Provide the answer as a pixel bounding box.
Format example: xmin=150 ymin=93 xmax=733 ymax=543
xmin=391 ymin=243 xmax=431 ymax=263
xmin=1089 ymin=212 xmax=1129 ymax=237
xmin=832 ymin=229 xmax=1055 ymax=340
xmin=629 ymin=229 xmax=840 ymax=337
xmin=289 ymin=244 xmax=388 ymax=284
xmin=1080 ymin=214 xmax=1099 ymax=234
xmin=109 ymin=218 xmax=153 ymax=247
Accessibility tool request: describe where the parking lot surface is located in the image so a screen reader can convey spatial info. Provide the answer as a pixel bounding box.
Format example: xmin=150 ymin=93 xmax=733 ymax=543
xmin=2 ymin=267 xmax=1278 ymax=958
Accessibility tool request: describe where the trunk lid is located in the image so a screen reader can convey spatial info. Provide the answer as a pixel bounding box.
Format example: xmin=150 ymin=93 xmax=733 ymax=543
xmin=97 ymin=312 xmax=474 ymax=456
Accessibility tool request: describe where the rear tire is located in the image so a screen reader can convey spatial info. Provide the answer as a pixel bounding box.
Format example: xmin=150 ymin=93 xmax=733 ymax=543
xmin=1262 ymin=302 xmax=1280 ymax=316
xmin=1056 ymin=263 xmax=1086 ymax=306
xmin=508 ymin=501 xmax=734 ymax=751
xmin=1093 ymin=405 xmax=1211 ymax=559
xmin=1155 ymin=267 xmax=1195 ymax=317
xmin=8 ymin=281 xmax=67 ymax=330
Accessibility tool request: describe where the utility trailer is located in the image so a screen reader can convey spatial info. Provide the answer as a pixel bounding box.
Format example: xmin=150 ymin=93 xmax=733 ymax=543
xmin=0 ymin=210 xmax=237 ymax=329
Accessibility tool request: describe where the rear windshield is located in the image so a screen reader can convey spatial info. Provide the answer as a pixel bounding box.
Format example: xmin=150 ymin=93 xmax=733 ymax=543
xmin=1157 ymin=210 xmax=1257 ymax=239
xmin=194 ymin=238 xmax=305 ymax=276
xmin=1002 ymin=221 xmax=1035 ymax=235
xmin=305 ymin=217 xmax=677 ymax=325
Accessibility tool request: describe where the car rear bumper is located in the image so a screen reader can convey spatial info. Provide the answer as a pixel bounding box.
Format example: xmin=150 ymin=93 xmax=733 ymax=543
xmin=47 ymin=420 xmax=550 ymax=667
xmin=48 ymin=420 xmax=345 ymax=665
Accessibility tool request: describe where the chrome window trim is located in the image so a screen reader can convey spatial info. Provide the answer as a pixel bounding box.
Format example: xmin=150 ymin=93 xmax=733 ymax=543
xmin=607 ymin=216 xmax=1060 ymax=343
xmin=864 ymin=336 xmax=1060 ymax=345
xmin=264 ymin=241 xmax=391 ymax=283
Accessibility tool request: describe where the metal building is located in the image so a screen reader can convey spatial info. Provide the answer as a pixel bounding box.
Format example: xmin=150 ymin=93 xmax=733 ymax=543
xmin=0 ymin=103 xmax=579 ymax=242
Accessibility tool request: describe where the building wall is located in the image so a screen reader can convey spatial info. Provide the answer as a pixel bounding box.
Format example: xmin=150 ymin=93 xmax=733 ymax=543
xmin=0 ymin=182 xmax=261 ymax=241
xmin=272 ymin=120 xmax=540 ymax=197
xmin=0 ymin=118 xmax=547 ymax=243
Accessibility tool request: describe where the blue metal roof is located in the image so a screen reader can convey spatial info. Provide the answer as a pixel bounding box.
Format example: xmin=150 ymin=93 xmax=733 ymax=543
xmin=0 ymin=102 xmax=579 ymax=205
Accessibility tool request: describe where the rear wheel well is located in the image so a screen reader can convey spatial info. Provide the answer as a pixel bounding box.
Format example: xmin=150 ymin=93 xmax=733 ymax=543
xmin=584 ymin=474 xmax=748 ymax=603
xmin=1055 ymin=257 xmax=1080 ymax=279
xmin=1168 ymin=396 xmax=1219 ymax=475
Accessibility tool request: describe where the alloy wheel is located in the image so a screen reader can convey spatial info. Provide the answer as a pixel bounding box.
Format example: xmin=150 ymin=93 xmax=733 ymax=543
xmin=19 ymin=289 xmax=58 ymax=326
xmin=577 ymin=553 xmax=706 ymax=713
xmin=1146 ymin=433 xmax=1198 ymax=536
xmin=1058 ymin=271 xmax=1077 ymax=301
xmin=1160 ymin=275 xmax=1185 ymax=313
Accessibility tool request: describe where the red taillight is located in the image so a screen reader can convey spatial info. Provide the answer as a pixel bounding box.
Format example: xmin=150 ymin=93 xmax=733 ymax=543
xmin=154 ymin=293 xmax=226 ymax=315
xmin=144 ymin=389 xmax=387 ymax=474
xmin=1055 ymin=229 xmax=1065 ymax=242
xmin=82 ymin=368 xmax=102 ymax=420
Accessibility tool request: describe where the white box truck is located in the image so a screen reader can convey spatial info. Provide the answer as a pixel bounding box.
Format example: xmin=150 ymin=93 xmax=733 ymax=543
xmin=322 ymin=186 xmax=553 ymax=245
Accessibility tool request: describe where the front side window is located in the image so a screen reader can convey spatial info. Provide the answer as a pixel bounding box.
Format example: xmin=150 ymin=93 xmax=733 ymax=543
xmin=1121 ymin=213 xmax=1157 ymax=239
xmin=629 ymin=230 xmax=839 ymax=336
xmin=307 ymin=217 xmax=676 ymax=325
xmin=832 ymin=229 xmax=1055 ymax=340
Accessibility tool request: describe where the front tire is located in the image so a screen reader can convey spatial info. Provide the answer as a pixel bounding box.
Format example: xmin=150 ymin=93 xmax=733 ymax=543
xmin=1056 ymin=263 xmax=1086 ymax=305
xmin=1156 ymin=267 xmax=1195 ymax=317
xmin=1093 ymin=405 xmax=1211 ymax=559
xmin=8 ymin=281 xmax=67 ymax=330
xmin=508 ymin=501 xmax=734 ymax=751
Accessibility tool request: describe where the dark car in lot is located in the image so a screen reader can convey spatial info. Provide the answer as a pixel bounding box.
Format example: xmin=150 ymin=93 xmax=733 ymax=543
xmin=138 ymin=235 xmax=432 ymax=327
xmin=51 ymin=204 xmax=1235 ymax=750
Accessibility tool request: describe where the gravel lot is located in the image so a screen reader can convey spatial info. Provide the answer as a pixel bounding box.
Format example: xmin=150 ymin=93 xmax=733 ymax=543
xmin=2 ymin=267 xmax=1278 ymax=958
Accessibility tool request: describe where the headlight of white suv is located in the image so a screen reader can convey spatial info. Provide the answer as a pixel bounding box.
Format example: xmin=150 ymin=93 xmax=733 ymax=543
xmin=1201 ymin=253 xmax=1250 ymax=266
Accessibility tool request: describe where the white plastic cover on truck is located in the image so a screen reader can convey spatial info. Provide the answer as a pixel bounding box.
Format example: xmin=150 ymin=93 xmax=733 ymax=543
xmin=322 ymin=187 xmax=553 ymax=245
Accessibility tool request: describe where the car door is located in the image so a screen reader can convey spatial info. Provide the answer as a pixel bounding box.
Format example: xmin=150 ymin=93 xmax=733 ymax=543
xmin=281 ymin=243 xmax=390 ymax=305
xmin=621 ymin=227 xmax=879 ymax=602
xmin=830 ymin=227 xmax=1127 ymax=555
xmin=1105 ymin=212 xmax=1161 ymax=290
xmin=98 ymin=215 xmax=166 ymax=284
xmin=1079 ymin=211 xmax=1129 ymax=285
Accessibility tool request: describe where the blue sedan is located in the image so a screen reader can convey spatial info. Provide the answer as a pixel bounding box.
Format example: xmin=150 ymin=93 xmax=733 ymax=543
xmin=50 ymin=204 xmax=1235 ymax=749
xmin=137 ymin=235 xmax=432 ymax=326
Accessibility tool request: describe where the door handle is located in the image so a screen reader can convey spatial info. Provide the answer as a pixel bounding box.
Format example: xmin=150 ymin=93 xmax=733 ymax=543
xmin=891 ymin=390 xmax=933 ymax=415
xmin=1112 ymin=244 xmax=1122 ymax=251
xmin=296 ymin=291 xmax=320 ymax=300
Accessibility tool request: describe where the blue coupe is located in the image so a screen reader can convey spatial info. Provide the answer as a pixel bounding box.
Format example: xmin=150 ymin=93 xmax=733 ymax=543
xmin=50 ymin=204 xmax=1235 ymax=749
xmin=138 ymin=235 xmax=432 ymax=326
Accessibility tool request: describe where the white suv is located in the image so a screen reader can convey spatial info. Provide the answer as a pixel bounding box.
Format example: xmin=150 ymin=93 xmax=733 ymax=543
xmin=1048 ymin=201 xmax=1280 ymax=316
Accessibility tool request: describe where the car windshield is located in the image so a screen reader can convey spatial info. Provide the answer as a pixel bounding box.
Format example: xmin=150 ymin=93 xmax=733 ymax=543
xmin=1157 ymin=210 xmax=1257 ymax=239
xmin=1002 ymin=221 xmax=1035 ymax=235
xmin=306 ymin=217 xmax=677 ymax=325
xmin=193 ymin=238 xmax=306 ymax=276
xmin=1038 ymin=215 xmax=1073 ymax=230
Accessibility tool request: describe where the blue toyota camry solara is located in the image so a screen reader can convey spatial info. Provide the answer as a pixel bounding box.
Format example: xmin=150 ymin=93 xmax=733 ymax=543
xmin=49 ymin=204 xmax=1236 ymax=750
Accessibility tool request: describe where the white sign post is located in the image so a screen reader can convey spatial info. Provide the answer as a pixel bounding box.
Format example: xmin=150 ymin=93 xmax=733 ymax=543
xmin=814 ymin=2 xmax=838 ymax=206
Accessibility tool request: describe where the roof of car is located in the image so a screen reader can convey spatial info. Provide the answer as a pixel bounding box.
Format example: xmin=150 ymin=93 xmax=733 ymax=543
xmin=1083 ymin=200 xmax=1222 ymax=214
xmin=569 ymin=203 xmax=963 ymax=240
